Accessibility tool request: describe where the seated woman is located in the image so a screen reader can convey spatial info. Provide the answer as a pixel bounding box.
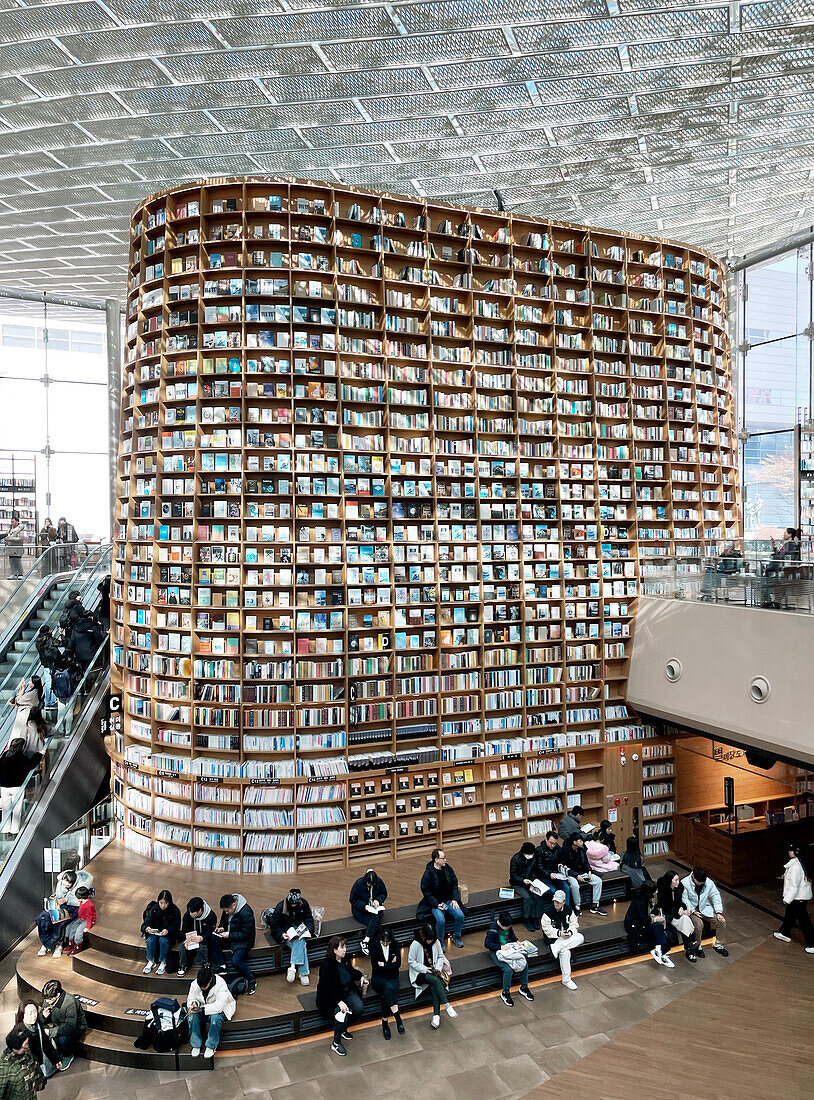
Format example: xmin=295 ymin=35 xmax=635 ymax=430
xmin=619 ymin=835 xmax=651 ymax=892
xmin=624 ymin=881 xmax=673 ymax=967
xmin=267 ymin=888 xmax=315 ymax=986
xmin=586 ymin=820 xmax=620 ymax=874
xmin=141 ymin=889 xmax=182 ymax=975
xmin=316 ymin=936 xmax=369 ymax=1058
xmin=16 ymin=1000 xmax=61 ymax=1079
xmin=35 ymin=859 xmax=94 ymax=958
xmin=407 ymin=923 xmax=457 ymax=1030
xmin=369 ymin=927 xmax=405 ymax=1040
xmin=657 ymin=870 xmax=701 ymax=961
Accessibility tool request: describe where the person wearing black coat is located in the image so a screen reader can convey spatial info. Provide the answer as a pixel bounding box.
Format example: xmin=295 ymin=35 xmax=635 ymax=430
xmin=509 ymin=842 xmax=545 ymax=931
xmin=562 ymin=834 xmax=606 ymax=916
xmin=369 ymin=928 xmax=406 ymax=1039
xmin=267 ymin=888 xmax=315 ymax=985
xmin=416 ymin=849 xmax=466 ymax=947
xmin=211 ymin=893 xmax=256 ymax=994
xmin=96 ymin=574 xmax=111 ymax=631
xmin=316 ymin=936 xmax=369 ymax=1057
xmin=140 ymin=890 xmax=182 ymax=974
xmin=17 ymin=1000 xmax=62 ymax=1077
xmin=35 ymin=626 xmax=68 ymax=673
xmin=58 ymin=591 xmax=85 ymax=646
xmin=0 ymin=739 xmax=39 ymax=836
xmin=349 ymin=868 xmax=388 ymax=953
xmin=657 ymin=870 xmax=700 ymax=960
xmin=178 ymin=896 xmax=218 ymax=976
xmin=535 ymin=830 xmax=573 ymax=896
xmin=69 ymin=611 xmax=105 ymax=671
xmin=624 ymin=881 xmax=673 ymax=967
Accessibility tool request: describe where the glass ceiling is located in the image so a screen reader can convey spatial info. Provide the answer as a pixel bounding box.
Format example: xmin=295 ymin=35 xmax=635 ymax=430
xmin=0 ymin=0 xmax=812 ymax=295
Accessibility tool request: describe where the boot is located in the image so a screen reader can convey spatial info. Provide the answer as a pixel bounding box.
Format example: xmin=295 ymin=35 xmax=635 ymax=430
xmin=381 ymin=1019 xmax=391 ymax=1040
xmin=394 ymin=1011 xmax=405 ymax=1035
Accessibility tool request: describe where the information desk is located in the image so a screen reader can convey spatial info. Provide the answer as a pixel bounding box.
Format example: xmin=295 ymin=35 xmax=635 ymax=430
xmin=674 ymin=812 xmax=814 ymax=886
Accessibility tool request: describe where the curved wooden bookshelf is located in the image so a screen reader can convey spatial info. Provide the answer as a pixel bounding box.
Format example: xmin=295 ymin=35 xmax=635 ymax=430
xmin=111 ymin=177 xmax=738 ymax=874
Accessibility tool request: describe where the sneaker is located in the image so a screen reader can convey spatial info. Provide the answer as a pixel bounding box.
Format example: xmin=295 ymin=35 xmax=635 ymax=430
xmin=650 ymin=949 xmax=665 ymax=966
xmin=341 ymin=1031 xmax=353 ymax=1041
xmin=695 ymin=946 xmax=706 ymax=959
xmin=203 ymin=1048 xmax=214 ymax=1060
xmin=156 ymin=963 xmax=166 ymax=975
xmin=52 ymin=946 xmax=63 ymax=959
xmin=430 ymin=1015 xmax=441 ymax=1029
xmin=143 ymin=961 xmax=155 ymax=973
xmin=190 ymin=1048 xmax=201 ymax=1058
xmin=661 ymin=954 xmax=675 ymax=968
xmin=247 ymin=984 xmax=256 ymax=996
xmin=805 ymin=947 xmax=814 ymax=954
xmin=300 ymin=975 xmax=310 ymax=986
xmin=331 ymin=1042 xmax=347 ymax=1057
xmin=518 ymin=986 xmax=534 ymax=1002
xmin=713 ymin=943 xmax=729 ymax=957
xmin=773 ymin=932 xmax=792 ymax=943
xmin=286 ymin=965 xmax=296 ymax=983
xmin=37 ymin=946 xmax=48 ymax=957
xmin=59 ymin=1056 xmax=73 ymax=1071
xmin=177 ymin=969 xmax=186 ymax=977
xmin=562 ymin=978 xmax=578 ymax=991
xmin=360 ymin=938 xmax=370 ymax=956
xmin=500 ymin=990 xmax=514 ymax=1007
xmin=589 ymin=907 xmax=607 ymax=916
xmin=686 ymin=952 xmax=698 ymax=963
xmin=452 ymin=935 xmax=464 ymax=948
xmin=444 ymin=1003 xmax=457 ymax=1018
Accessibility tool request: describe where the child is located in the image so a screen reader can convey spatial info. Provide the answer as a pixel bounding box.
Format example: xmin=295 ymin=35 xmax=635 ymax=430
xmin=63 ymin=887 xmax=96 ymax=956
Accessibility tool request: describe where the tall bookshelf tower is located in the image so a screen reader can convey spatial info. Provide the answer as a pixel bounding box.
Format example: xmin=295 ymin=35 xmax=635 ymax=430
xmin=111 ymin=178 xmax=739 ymax=873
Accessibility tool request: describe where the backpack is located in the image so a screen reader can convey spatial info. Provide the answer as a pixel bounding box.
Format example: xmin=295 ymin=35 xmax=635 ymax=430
xmin=228 ymin=976 xmax=248 ymax=997
xmin=51 ymin=668 xmax=72 ymax=702
xmin=133 ymin=996 xmax=188 ymax=1059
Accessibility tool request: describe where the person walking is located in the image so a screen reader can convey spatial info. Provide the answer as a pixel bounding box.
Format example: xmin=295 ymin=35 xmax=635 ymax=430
xmin=369 ymin=927 xmax=406 ymax=1039
xmin=0 ymin=517 xmax=26 ymax=579
xmin=773 ymin=843 xmax=814 ymax=953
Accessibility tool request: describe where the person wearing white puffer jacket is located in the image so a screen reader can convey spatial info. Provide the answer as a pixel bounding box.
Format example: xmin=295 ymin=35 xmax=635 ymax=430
xmin=773 ymin=843 xmax=814 ymax=953
xmin=186 ymin=966 xmax=236 ymax=1060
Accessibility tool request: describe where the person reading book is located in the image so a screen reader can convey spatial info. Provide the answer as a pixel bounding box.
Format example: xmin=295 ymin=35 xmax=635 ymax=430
xmin=509 ymin=842 xmax=546 ymax=931
xmin=349 ymin=868 xmax=388 ymax=955
xmin=178 ymin=896 xmax=217 ymax=977
xmin=210 ymin=893 xmax=256 ymax=995
xmin=540 ymin=890 xmax=585 ymax=990
xmin=267 ymin=888 xmax=315 ymax=985
xmin=484 ymin=911 xmax=535 ymax=1007
xmin=562 ymin=833 xmax=607 ymax=916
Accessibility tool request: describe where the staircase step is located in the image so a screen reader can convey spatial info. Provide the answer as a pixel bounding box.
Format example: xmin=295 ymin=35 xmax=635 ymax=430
xmin=78 ymin=1030 xmax=213 ymax=1071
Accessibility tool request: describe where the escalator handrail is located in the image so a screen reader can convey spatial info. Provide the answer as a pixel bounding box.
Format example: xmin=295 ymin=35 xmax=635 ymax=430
xmin=0 ymin=543 xmax=102 ymax=625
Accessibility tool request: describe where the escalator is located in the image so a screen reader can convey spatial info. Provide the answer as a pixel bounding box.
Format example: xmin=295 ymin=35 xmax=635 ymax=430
xmin=0 ymin=577 xmax=74 ymax=686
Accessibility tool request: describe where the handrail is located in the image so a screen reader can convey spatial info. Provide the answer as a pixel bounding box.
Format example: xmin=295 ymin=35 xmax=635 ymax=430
xmin=0 ymin=542 xmax=103 ymax=621
xmin=0 ymin=631 xmax=110 ymax=858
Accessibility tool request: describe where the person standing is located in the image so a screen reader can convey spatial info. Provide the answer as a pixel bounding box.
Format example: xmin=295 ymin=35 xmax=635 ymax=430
xmin=369 ymin=927 xmax=405 ymax=1040
xmin=267 ymin=888 xmax=314 ymax=985
xmin=316 ymin=936 xmax=369 ymax=1057
xmin=540 ymin=889 xmax=586 ymax=990
xmin=9 ymin=677 xmax=43 ymax=746
xmin=0 ymin=1025 xmax=45 ymax=1097
xmin=186 ymin=966 xmax=236 ymax=1060
xmin=416 ymin=848 xmax=466 ymax=947
xmin=557 ymin=804 xmax=584 ymax=841
xmin=349 ymin=868 xmax=388 ymax=955
xmin=407 ymin=924 xmax=457 ymax=1029
xmin=0 ymin=517 xmax=26 ymax=579
xmin=55 ymin=518 xmax=78 ymax=571
xmin=140 ymin=890 xmax=182 ymax=975
xmin=211 ymin=893 xmax=256 ymax=995
xmin=68 ymin=611 xmax=105 ymax=674
xmin=38 ymin=519 xmax=57 ymax=557
xmin=58 ymin=592 xmax=85 ymax=651
xmin=485 ymin=910 xmax=534 ymax=1007
xmin=96 ymin=574 xmax=111 ymax=632
xmin=509 ymin=841 xmax=545 ymax=932
xmin=681 ymin=868 xmax=729 ymax=957
xmin=0 ymin=740 xmax=35 ymax=837
xmin=773 ymin=843 xmax=814 ymax=953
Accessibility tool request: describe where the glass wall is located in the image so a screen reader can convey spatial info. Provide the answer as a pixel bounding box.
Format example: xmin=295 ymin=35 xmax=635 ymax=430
xmin=0 ymin=299 xmax=111 ymax=542
xmin=739 ymin=246 xmax=813 ymax=541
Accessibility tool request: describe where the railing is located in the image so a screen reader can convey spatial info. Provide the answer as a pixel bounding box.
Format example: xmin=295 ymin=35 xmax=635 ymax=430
xmin=0 ymin=544 xmax=111 ymax=703
xmin=0 ymin=631 xmax=109 ymax=870
xmin=0 ymin=540 xmax=102 ymax=583
xmin=642 ymin=555 xmax=814 ymax=613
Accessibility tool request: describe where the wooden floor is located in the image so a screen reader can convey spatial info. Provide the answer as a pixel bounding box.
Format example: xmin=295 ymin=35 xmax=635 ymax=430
xmin=524 ymin=937 xmax=814 ymax=1100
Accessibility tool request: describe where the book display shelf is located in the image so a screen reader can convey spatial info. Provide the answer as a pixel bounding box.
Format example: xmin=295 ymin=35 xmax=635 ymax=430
xmin=801 ymin=429 xmax=814 ymax=545
xmin=0 ymin=455 xmax=38 ymax=543
xmin=110 ymin=177 xmax=738 ymax=875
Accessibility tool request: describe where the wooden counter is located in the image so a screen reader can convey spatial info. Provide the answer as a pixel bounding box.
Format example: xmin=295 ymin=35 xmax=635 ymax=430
xmin=673 ymin=813 xmax=814 ymax=886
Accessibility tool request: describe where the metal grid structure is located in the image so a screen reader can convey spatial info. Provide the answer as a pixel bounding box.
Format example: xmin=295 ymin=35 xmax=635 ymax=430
xmin=0 ymin=0 xmax=813 ymax=294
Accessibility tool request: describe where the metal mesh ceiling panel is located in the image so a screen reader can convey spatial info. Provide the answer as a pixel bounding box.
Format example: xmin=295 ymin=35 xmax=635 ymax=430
xmin=0 ymin=0 xmax=811 ymax=292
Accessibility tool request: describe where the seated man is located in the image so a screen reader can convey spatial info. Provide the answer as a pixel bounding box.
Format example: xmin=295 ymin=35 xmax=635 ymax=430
xmin=268 ymin=888 xmax=315 ymax=985
xmin=186 ymin=965 xmax=236 ymax=1060
xmin=210 ymin=893 xmax=257 ymax=995
xmin=416 ymin=848 xmax=466 ymax=948
xmin=562 ymin=833 xmax=607 ymax=916
xmin=349 ymin=868 xmax=387 ymax=955
xmin=39 ymin=979 xmax=87 ymax=1070
xmin=179 ymin=897 xmax=217 ymax=977
xmin=485 ymin=910 xmax=534 ymax=1007
xmin=535 ymin=830 xmax=573 ymax=896
xmin=681 ymin=867 xmax=729 ymax=957
xmin=557 ymin=804 xmax=584 ymax=842
xmin=540 ymin=889 xmax=585 ymax=991
xmin=509 ymin=842 xmax=545 ymax=932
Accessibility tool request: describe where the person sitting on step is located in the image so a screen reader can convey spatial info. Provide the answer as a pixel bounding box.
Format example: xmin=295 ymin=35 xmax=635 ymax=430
xmin=562 ymin=832 xmax=607 ymax=916
xmin=535 ymin=830 xmax=573 ymax=898
xmin=657 ymin=870 xmax=701 ymax=962
xmin=140 ymin=889 xmax=182 ymax=975
xmin=540 ymin=889 xmax=585 ymax=991
xmin=210 ymin=894 xmax=257 ymax=995
xmin=624 ymin=881 xmax=674 ymax=968
xmin=178 ymin=897 xmax=217 ymax=977
xmin=509 ymin=841 xmax=546 ymax=932
xmin=62 ymin=887 xmax=96 ymax=957
xmin=416 ymin=848 xmax=466 ymax=948
xmin=349 ymin=868 xmax=388 ymax=956
xmin=407 ymin=923 xmax=457 ymax=1030
xmin=680 ymin=867 xmax=729 ymax=958
xmin=39 ymin=980 xmax=86 ymax=1071
xmin=186 ymin=965 xmax=236 ymax=1061
xmin=485 ymin=910 xmax=534 ymax=1007
xmin=369 ymin=927 xmax=406 ymax=1040
xmin=268 ymin=888 xmax=315 ymax=986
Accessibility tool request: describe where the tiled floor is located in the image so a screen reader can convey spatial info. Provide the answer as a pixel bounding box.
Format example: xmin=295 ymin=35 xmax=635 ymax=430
xmin=20 ymin=872 xmax=782 ymax=1100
